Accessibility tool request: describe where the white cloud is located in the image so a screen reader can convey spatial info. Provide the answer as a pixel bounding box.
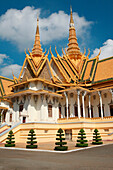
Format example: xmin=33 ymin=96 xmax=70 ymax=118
xmin=0 ymin=64 xmax=22 ymax=78
xmin=0 ymin=6 xmax=39 ymax=51
xmin=0 ymin=6 xmax=93 ymax=51
xmin=40 ymin=11 xmax=93 ymax=44
xmin=0 ymin=54 xmax=9 ymax=64
xmin=91 ymin=39 xmax=113 ymax=60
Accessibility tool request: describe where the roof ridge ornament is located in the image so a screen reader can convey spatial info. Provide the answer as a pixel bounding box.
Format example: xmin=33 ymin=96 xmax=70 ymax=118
xmin=84 ymin=48 xmax=86 ymax=56
xmin=43 ymin=49 xmax=47 ymax=56
xmin=62 ymin=48 xmax=65 ymax=56
xmin=86 ymin=48 xmax=90 ymax=59
xmin=96 ymin=48 xmax=101 ymax=60
xmin=55 ymin=46 xmax=59 ymax=56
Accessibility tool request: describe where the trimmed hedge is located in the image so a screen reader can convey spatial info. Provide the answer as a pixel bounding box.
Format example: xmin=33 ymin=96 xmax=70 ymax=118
xmin=76 ymin=143 xmax=88 ymax=147
xmin=26 ymin=145 xmax=37 ymax=149
xmin=5 ymin=130 xmax=15 ymax=147
xmin=92 ymin=129 xmax=103 ymax=145
xmin=54 ymin=128 xmax=68 ymax=151
xmin=54 ymin=146 xmax=68 ymax=151
xmin=26 ymin=129 xmax=37 ymax=149
xmin=76 ymin=129 xmax=88 ymax=147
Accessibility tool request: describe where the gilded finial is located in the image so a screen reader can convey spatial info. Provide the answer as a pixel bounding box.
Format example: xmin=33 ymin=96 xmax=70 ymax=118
xmin=98 ymin=48 xmax=101 ymax=56
xmin=46 ymin=49 xmax=49 ymax=56
xmin=28 ymin=48 xmax=32 ymax=55
xmin=43 ymin=49 xmax=47 ymax=55
xmin=86 ymin=48 xmax=90 ymax=59
xmin=12 ymin=70 xmax=14 ymax=78
xmin=70 ymin=5 xmax=72 ymax=12
xmin=12 ymin=70 xmax=18 ymax=84
xmin=96 ymin=48 xmax=101 ymax=60
xmin=55 ymin=46 xmax=58 ymax=55
xmin=84 ymin=48 xmax=86 ymax=56
xmin=50 ymin=46 xmax=52 ymax=55
xmin=62 ymin=48 xmax=65 ymax=56
xmin=70 ymin=5 xmax=74 ymax=24
xmin=24 ymin=48 xmax=27 ymax=55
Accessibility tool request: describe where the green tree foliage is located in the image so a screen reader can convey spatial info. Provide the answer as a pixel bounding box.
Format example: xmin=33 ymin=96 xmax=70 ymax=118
xmin=92 ymin=129 xmax=103 ymax=145
xmin=76 ymin=129 xmax=88 ymax=147
xmin=5 ymin=130 xmax=15 ymax=147
xmin=54 ymin=128 xmax=68 ymax=151
xmin=26 ymin=129 xmax=37 ymax=149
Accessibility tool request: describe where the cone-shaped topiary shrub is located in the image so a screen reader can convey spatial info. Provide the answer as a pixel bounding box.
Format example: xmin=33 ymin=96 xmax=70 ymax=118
xmin=54 ymin=128 xmax=68 ymax=151
xmin=76 ymin=129 xmax=88 ymax=147
xmin=26 ymin=129 xmax=37 ymax=149
xmin=92 ymin=129 xmax=103 ymax=145
xmin=5 ymin=130 xmax=15 ymax=147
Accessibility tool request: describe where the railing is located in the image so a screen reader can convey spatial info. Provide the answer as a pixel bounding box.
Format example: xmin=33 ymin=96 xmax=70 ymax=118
xmin=58 ymin=116 xmax=113 ymax=123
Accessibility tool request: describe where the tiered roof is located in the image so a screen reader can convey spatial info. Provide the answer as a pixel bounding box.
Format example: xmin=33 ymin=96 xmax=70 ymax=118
xmin=1 ymin=8 xmax=113 ymax=98
xmin=0 ymin=76 xmax=14 ymax=97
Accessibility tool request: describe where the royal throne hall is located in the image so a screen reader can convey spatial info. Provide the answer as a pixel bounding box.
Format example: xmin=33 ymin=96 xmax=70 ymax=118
xmin=0 ymin=8 xmax=113 ymax=143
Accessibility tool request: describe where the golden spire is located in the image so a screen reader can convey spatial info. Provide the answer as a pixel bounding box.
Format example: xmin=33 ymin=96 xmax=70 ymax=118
xmin=70 ymin=6 xmax=74 ymax=24
xmin=32 ymin=16 xmax=43 ymax=57
xmin=67 ymin=7 xmax=82 ymax=60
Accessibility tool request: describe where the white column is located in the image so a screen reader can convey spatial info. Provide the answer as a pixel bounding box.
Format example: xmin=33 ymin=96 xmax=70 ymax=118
xmin=40 ymin=94 xmax=44 ymax=121
xmin=1 ymin=109 xmax=4 ymax=123
xmin=77 ymin=90 xmax=81 ymax=119
xmin=98 ymin=91 xmax=103 ymax=119
xmin=110 ymin=89 xmax=113 ymax=102
xmin=88 ymin=94 xmax=91 ymax=118
xmin=61 ymin=106 xmax=64 ymax=118
xmin=64 ymin=92 xmax=68 ymax=119
xmin=82 ymin=91 xmax=86 ymax=118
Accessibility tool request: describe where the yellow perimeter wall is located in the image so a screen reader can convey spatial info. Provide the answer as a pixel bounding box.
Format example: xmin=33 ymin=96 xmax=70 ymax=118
xmin=1 ymin=117 xmax=113 ymax=143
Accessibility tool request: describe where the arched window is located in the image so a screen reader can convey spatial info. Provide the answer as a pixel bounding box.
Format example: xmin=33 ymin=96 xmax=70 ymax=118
xmin=97 ymin=104 xmax=104 ymax=117
xmin=48 ymin=104 xmax=52 ymax=117
xmin=68 ymin=105 xmax=70 ymax=117
xmin=10 ymin=113 xmax=12 ymax=122
xmin=19 ymin=104 xmax=23 ymax=116
xmin=59 ymin=107 xmax=61 ymax=118
xmin=110 ymin=105 xmax=113 ymax=116
xmin=74 ymin=103 xmax=78 ymax=117
xmin=81 ymin=106 xmax=83 ymax=117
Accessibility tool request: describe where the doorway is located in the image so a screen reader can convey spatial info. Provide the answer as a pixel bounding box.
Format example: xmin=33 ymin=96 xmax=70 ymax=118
xmin=65 ymin=129 xmax=72 ymax=140
xmin=23 ymin=117 xmax=26 ymax=123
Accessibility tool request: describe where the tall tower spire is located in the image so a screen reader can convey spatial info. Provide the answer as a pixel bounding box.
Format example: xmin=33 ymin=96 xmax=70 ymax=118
xmin=67 ymin=7 xmax=81 ymax=59
xmin=32 ymin=16 xmax=43 ymax=57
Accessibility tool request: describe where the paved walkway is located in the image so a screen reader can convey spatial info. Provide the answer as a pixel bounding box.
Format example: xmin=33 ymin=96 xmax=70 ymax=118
xmin=0 ymin=144 xmax=113 ymax=169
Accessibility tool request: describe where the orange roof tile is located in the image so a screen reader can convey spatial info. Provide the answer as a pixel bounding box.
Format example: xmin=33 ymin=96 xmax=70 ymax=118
xmin=83 ymin=61 xmax=93 ymax=80
xmin=1 ymin=79 xmax=14 ymax=95
xmin=94 ymin=57 xmax=113 ymax=82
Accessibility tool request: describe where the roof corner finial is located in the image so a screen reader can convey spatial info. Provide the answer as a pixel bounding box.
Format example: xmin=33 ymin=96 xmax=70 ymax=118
xmin=55 ymin=46 xmax=58 ymax=56
xmin=50 ymin=46 xmax=52 ymax=55
xmin=86 ymin=48 xmax=90 ymax=59
xmin=62 ymin=48 xmax=65 ymax=56
xmin=96 ymin=48 xmax=101 ymax=60
xmin=24 ymin=48 xmax=27 ymax=55
xmin=12 ymin=70 xmax=14 ymax=78
xmin=43 ymin=48 xmax=47 ymax=55
xmin=84 ymin=48 xmax=86 ymax=56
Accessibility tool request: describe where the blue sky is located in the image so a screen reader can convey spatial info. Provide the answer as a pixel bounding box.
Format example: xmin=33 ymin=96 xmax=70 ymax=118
xmin=0 ymin=0 xmax=113 ymax=78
